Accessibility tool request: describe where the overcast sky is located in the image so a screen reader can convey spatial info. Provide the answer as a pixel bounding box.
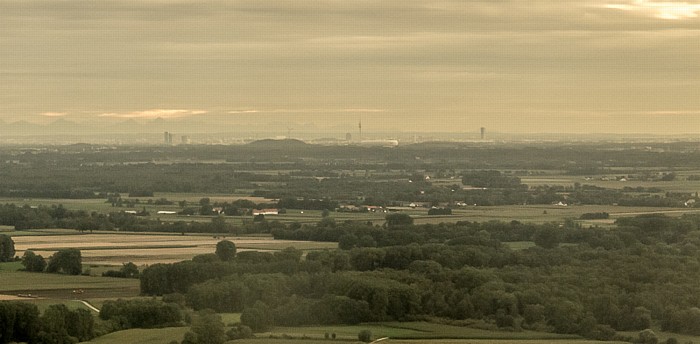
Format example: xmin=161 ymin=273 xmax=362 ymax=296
xmin=1 ymin=0 xmax=700 ymax=134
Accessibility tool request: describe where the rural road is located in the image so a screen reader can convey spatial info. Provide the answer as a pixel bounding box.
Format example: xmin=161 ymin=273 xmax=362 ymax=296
xmin=609 ymin=209 xmax=700 ymax=216
xmin=75 ymin=300 xmax=100 ymax=313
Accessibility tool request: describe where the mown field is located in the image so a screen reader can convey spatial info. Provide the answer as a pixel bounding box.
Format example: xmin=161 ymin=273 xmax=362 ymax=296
xmin=9 ymin=231 xmax=338 ymax=266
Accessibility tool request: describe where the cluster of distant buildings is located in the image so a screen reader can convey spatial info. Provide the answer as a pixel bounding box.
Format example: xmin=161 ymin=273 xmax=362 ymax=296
xmin=159 ymin=126 xmax=487 ymax=147
xmin=164 ymin=132 xmax=190 ymax=145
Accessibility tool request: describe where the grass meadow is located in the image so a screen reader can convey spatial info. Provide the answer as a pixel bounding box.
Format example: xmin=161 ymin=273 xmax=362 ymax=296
xmin=84 ymin=321 xmax=630 ymax=344
xmin=86 ymin=327 xmax=190 ymax=344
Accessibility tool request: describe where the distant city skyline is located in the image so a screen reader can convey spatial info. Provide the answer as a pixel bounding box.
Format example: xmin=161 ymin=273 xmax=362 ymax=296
xmin=2 ymin=1 xmax=700 ymax=135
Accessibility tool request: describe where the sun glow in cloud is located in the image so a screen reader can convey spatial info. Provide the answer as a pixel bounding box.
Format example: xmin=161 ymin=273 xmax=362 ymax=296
xmin=99 ymin=109 xmax=208 ymax=119
xmin=41 ymin=112 xmax=67 ymax=117
xmin=604 ymin=0 xmax=700 ymax=19
xmin=228 ymin=109 xmax=387 ymax=114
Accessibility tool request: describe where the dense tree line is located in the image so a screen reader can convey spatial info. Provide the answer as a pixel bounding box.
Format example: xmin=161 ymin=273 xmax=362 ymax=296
xmin=2 ymin=143 xmax=700 ymax=209
xmin=19 ymin=248 xmax=82 ymax=275
xmin=0 ymin=302 xmax=95 ymax=344
xmin=0 ymin=203 xmax=272 ymax=234
xmin=138 ymin=214 xmax=700 ymax=339
xmin=99 ymin=299 xmax=182 ymax=330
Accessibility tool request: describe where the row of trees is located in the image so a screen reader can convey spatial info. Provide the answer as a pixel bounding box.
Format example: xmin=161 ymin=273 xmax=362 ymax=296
xmin=0 ymin=302 xmax=94 ymax=344
xmin=0 ymin=203 xmax=266 ymax=234
xmin=21 ymin=249 xmax=82 ymax=275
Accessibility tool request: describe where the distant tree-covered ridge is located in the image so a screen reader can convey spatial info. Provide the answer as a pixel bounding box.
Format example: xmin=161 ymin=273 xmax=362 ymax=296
xmin=0 ymin=143 xmax=698 ymax=207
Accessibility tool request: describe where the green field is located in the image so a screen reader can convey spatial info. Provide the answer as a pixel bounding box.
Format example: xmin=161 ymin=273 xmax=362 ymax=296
xmin=83 ymin=322 xmax=629 ymax=344
xmin=263 ymin=322 xmax=581 ymax=341
xmin=0 ymin=262 xmax=139 ymax=299
xmin=86 ymin=327 xmax=190 ymax=344
xmin=618 ymin=328 xmax=700 ymax=344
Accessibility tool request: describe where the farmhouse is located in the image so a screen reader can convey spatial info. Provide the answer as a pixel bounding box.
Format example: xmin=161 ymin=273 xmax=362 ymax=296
xmin=365 ymin=206 xmax=387 ymax=213
xmin=253 ymin=209 xmax=279 ymax=216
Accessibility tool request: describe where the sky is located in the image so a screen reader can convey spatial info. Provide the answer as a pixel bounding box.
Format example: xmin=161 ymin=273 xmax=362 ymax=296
xmin=1 ymin=0 xmax=700 ymax=134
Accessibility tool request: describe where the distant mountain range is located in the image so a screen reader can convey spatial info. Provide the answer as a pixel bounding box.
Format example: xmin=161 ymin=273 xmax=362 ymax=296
xmin=0 ymin=117 xmax=263 ymax=136
xmin=1 ymin=117 xmax=698 ymax=145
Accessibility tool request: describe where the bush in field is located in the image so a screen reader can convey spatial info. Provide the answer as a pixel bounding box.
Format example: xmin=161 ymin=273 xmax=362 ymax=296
xmin=358 ymin=329 xmax=372 ymax=343
xmin=227 ymin=325 xmax=253 ymax=340
xmin=102 ymin=262 xmax=139 ymax=278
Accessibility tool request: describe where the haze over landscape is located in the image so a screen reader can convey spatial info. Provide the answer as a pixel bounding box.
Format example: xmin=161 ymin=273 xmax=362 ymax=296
xmin=7 ymin=3 xmax=700 ymax=344
xmin=1 ymin=0 xmax=700 ymax=137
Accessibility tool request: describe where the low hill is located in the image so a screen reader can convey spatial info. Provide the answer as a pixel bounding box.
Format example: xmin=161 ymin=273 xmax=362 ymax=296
xmin=247 ymin=139 xmax=308 ymax=147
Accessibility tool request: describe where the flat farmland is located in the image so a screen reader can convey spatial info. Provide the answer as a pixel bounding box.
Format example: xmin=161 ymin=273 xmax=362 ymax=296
xmin=411 ymin=204 xmax=700 ymax=224
xmin=11 ymin=232 xmax=338 ymax=266
xmin=521 ymin=173 xmax=700 ymax=193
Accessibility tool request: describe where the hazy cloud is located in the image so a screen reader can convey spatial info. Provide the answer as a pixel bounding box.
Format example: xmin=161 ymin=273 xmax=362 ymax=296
xmin=99 ymin=109 xmax=208 ymax=119
xmin=1 ymin=0 xmax=699 ymax=133
xmin=603 ymin=0 xmax=700 ymax=19
xmin=228 ymin=109 xmax=387 ymax=114
xmin=40 ymin=112 xmax=68 ymax=117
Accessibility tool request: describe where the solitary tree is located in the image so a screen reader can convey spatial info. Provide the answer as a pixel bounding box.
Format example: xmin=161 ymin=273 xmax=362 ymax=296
xmin=120 ymin=262 xmax=139 ymax=278
xmin=46 ymin=249 xmax=82 ymax=275
xmin=215 ymin=240 xmax=236 ymax=261
xmin=0 ymin=234 xmax=15 ymax=262
xmin=21 ymin=250 xmax=47 ymax=272
xmin=358 ymin=329 xmax=372 ymax=343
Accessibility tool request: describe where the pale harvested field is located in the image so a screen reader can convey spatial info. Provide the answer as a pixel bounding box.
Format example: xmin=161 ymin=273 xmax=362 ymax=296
xmin=12 ymin=233 xmax=337 ymax=266
xmin=0 ymin=294 xmax=34 ymax=301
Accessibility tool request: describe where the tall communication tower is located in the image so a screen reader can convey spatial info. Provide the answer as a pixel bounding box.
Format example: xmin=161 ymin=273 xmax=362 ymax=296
xmin=358 ymin=117 xmax=362 ymax=142
xmin=480 ymin=127 xmax=486 ymax=140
